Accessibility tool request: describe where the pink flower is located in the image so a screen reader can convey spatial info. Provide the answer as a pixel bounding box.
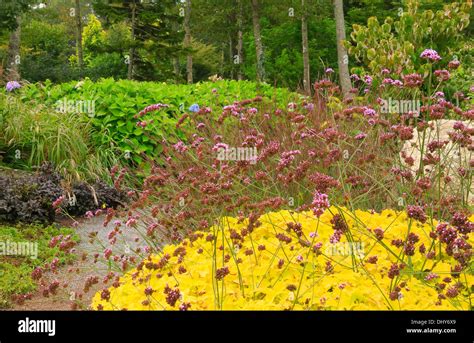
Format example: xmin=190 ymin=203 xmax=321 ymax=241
xmin=325 ymin=67 xmax=334 ymax=74
xmin=136 ymin=103 xmax=169 ymax=118
xmin=350 ymin=74 xmax=360 ymax=81
xmin=126 ymin=217 xmax=138 ymax=227
xmin=448 ymin=60 xmax=460 ymax=69
xmin=104 ymin=248 xmax=113 ymax=260
xmin=403 ymin=73 xmax=423 ymax=87
xmin=363 ymin=75 xmax=373 ymax=85
xmin=312 ymin=191 xmax=330 ymax=217
xmin=420 ymin=49 xmax=441 ymax=61
xmin=392 ymin=80 xmax=403 ymax=87
xmin=363 ymin=107 xmax=376 ymax=117
xmin=173 ymin=141 xmax=188 ymax=153
xmin=52 ymin=195 xmax=65 ymax=209
xmin=248 ymin=107 xmax=258 ymax=114
xmin=136 ymin=120 xmax=150 ymax=128
xmin=434 ymin=69 xmax=450 ymax=81
xmin=425 ymin=272 xmax=439 ymax=281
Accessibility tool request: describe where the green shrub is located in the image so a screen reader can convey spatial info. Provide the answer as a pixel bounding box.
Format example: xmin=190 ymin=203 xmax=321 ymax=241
xmin=12 ymin=79 xmax=298 ymax=167
xmin=347 ymin=1 xmax=471 ymax=75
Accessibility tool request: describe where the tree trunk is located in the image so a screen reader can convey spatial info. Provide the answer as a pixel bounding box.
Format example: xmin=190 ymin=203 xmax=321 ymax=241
xmin=251 ymin=0 xmax=264 ymax=82
xmin=75 ymin=0 xmax=84 ymax=69
xmin=6 ymin=16 xmax=21 ymax=81
xmin=184 ymin=0 xmax=193 ymax=84
xmin=127 ymin=2 xmax=137 ymax=80
xmin=301 ymin=0 xmax=310 ymax=95
xmin=220 ymin=44 xmax=225 ymax=76
xmin=171 ymin=21 xmax=181 ymax=83
xmin=173 ymin=57 xmax=180 ymax=83
xmin=237 ymin=0 xmax=243 ymax=80
xmin=333 ymin=0 xmax=351 ymax=98
xmin=229 ymin=34 xmax=234 ymax=79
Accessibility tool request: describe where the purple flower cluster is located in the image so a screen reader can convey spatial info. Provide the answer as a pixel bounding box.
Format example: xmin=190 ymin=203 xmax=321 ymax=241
xmin=135 ymin=103 xmax=169 ymax=118
xmin=420 ymin=49 xmax=441 ymax=62
xmin=312 ymin=191 xmax=330 ymax=217
xmin=6 ymin=81 xmax=21 ymax=92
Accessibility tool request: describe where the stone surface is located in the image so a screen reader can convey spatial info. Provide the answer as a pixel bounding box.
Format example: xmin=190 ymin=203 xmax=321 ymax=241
xmin=401 ymin=119 xmax=473 ymax=204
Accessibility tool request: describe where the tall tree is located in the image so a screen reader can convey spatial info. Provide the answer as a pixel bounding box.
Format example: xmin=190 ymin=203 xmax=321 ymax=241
xmin=333 ymin=0 xmax=351 ymax=98
xmin=251 ymin=0 xmax=264 ymax=82
xmin=184 ymin=0 xmax=193 ymax=83
xmin=236 ymin=0 xmax=243 ymax=80
xmin=171 ymin=20 xmax=181 ymax=83
xmin=75 ymin=0 xmax=84 ymax=69
xmin=6 ymin=16 xmax=21 ymax=80
xmin=93 ymin=0 xmax=182 ymax=81
xmin=301 ymin=0 xmax=310 ymax=95
xmin=127 ymin=1 xmax=137 ymax=79
xmin=1 ymin=0 xmax=35 ymax=81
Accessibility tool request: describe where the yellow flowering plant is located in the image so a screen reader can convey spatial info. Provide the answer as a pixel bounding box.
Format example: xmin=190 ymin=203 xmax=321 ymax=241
xmin=92 ymin=207 xmax=473 ymax=310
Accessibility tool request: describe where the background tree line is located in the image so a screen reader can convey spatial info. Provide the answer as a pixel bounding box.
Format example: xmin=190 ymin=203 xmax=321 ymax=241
xmin=0 ymin=0 xmax=471 ymax=94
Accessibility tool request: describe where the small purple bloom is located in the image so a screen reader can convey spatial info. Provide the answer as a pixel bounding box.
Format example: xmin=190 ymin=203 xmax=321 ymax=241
xmin=350 ymin=74 xmax=360 ymax=81
xmin=363 ymin=75 xmax=373 ymax=85
xmin=6 ymin=81 xmax=21 ymax=92
xmin=420 ymin=49 xmax=441 ymax=62
xmin=173 ymin=141 xmax=188 ymax=153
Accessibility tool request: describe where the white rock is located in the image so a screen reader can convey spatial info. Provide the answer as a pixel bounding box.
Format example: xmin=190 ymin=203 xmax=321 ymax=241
xmin=401 ymin=119 xmax=473 ymax=204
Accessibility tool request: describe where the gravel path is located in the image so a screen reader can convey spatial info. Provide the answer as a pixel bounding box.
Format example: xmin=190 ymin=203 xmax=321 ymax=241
xmin=11 ymin=214 xmax=146 ymax=311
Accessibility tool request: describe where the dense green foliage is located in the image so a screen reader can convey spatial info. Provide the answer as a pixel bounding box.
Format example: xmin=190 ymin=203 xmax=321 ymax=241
xmin=1 ymin=79 xmax=298 ymax=174
xmin=1 ymin=0 xmax=470 ymax=89
xmin=347 ymin=1 xmax=471 ymax=75
xmin=0 ymin=224 xmax=78 ymax=308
